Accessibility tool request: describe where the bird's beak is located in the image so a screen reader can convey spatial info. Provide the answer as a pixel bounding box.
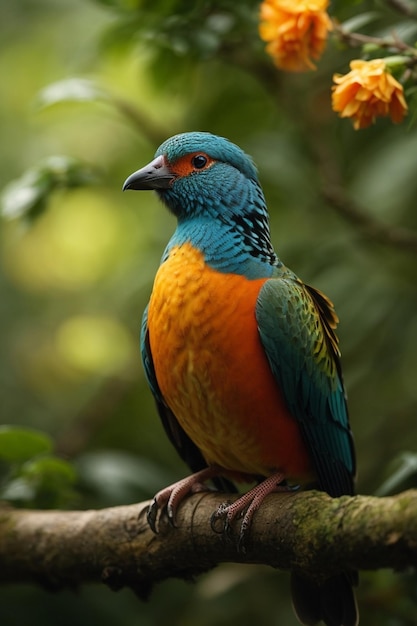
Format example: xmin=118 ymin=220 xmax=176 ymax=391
xmin=122 ymin=155 xmax=174 ymax=191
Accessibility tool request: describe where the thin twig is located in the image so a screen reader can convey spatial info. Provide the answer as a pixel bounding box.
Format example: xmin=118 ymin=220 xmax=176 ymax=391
xmin=322 ymin=184 xmax=417 ymax=253
xmin=312 ymin=138 xmax=417 ymax=255
xmin=111 ymin=96 xmax=170 ymax=146
xmin=332 ymin=20 xmax=417 ymax=61
xmin=386 ymin=0 xmax=417 ymax=20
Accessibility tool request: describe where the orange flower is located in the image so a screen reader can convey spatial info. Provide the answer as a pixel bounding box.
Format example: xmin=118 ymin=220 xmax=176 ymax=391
xmin=259 ymin=0 xmax=332 ymax=72
xmin=332 ymin=59 xmax=408 ymax=129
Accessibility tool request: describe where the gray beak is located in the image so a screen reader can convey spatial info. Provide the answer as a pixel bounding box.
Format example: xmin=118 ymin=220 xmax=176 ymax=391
xmin=122 ymin=155 xmax=174 ymax=191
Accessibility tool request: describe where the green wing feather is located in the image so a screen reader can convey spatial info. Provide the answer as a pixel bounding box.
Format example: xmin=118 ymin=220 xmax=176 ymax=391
xmin=256 ymin=274 xmax=356 ymax=496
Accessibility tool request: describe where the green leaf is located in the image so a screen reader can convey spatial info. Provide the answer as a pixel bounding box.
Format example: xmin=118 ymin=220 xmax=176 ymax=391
xmin=36 ymin=77 xmax=107 ymax=109
xmin=0 ymin=426 xmax=52 ymax=463
xmin=0 ymin=477 xmax=36 ymax=504
xmin=1 ymin=156 xmax=98 ymax=221
xmin=76 ymin=451 xmax=171 ymax=505
xmin=375 ymin=452 xmax=417 ymax=496
xmin=0 ymin=456 xmax=77 ymax=508
xmin=22 ymin=456 xmax=77 ymax=487
xmin=339 ymin=11 xmax=380 ymax=34
xmin=1 ymin=168 xmax=50 ymax=220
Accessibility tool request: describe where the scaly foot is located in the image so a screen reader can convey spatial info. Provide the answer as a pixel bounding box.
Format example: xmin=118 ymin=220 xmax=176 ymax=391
xmin=211 ymin=472 xmax=297 ymax=551
xmin=147 ymin=465 xmax=225 ymax=532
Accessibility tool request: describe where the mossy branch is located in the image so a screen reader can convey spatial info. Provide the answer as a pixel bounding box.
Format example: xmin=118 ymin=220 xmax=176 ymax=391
xmin=0 ymin=490 xmax=416 ymax=597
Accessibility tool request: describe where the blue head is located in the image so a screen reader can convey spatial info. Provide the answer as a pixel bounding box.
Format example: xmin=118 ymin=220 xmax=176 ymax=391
xmin=123 ymin=132 xmax=279 ymax=273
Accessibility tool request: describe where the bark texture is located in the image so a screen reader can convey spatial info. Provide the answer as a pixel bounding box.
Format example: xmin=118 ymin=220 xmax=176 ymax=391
xmin=0 ymin=490 xmax=416 ymax=596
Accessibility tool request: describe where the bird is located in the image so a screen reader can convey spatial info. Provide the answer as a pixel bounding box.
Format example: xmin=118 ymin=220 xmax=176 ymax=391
xmin=123 ymin=131 xmax=358 ymax=626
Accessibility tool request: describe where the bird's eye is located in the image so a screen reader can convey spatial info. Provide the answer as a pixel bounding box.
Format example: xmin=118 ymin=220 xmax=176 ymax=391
xmin=191 ymin=154 xmax=208 ymax=169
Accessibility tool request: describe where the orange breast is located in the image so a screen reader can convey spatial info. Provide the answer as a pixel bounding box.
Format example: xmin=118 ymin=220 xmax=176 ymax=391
xmin=147 ymin=242 xmax=313 ymax=483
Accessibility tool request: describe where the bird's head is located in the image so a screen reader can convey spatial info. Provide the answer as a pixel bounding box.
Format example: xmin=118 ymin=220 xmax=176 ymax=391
xmin=123 ymin=132 xmax=278 ymax=271
xmin=123 ymin=132 xmax=261 ymax=222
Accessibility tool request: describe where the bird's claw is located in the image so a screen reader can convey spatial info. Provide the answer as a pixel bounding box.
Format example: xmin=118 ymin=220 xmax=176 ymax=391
xmin=289 ymin=484 xmax=300 ymax=493
xmin=145 ymin=466 xmax=224 ymax=534
xmin=210 ymin=501 xmax=234 ymax=535
xmin=146 ymin=493 xmax=177 ymax=533
xmin=145 ymin=478 xmax=187 ymax=533
xmin=210 ymin=500 xmax=250 ymax=550
xmin=210 ymin=472 xmax=295 ymax=552
xmin=146 ymin=498 xmax=159 ymax=533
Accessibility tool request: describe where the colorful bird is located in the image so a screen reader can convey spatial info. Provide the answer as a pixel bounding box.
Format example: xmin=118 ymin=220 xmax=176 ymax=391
xmin=123 ymin=132 xmax=358 ymax=626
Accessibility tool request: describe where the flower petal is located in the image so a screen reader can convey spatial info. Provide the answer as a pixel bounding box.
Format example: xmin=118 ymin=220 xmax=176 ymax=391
xmin=259 ymin=0 xmax=331 ymax=72
xmin=332 ymin=58 xmax=407 ymax=129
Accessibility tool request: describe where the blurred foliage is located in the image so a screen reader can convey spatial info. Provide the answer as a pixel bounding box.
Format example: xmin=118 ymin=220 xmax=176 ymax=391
xmin=1 ymin=0 xmax=417 ymax=625
xmin=1 ymin=154 xmax=98 ymax=222
xmin=0 ymin=425 xmax=76 ymax=508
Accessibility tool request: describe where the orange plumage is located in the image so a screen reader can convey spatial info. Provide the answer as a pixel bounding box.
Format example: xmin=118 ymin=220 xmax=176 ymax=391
xmin=148 ymin=242 xmax=312 ymax=482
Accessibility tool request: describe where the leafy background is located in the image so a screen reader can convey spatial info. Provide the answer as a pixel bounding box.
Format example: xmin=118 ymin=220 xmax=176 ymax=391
xmin=1 ymin=0 xmax=417 ymax=624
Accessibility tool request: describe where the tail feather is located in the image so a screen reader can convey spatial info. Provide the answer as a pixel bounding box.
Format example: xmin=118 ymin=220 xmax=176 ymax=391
xmin=291 ymin=572 xmax=359 ymax=626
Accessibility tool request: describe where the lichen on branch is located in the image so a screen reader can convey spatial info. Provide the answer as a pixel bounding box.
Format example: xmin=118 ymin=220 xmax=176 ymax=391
xmin=0 ymin=489 xmax=416 ymax=595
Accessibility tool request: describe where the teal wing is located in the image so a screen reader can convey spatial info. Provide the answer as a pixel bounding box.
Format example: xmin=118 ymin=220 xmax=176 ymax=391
xmin=255 ymin=276 xmax=356 ymax=496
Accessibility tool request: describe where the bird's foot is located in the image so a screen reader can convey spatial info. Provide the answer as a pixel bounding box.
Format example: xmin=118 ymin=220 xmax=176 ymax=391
xmin=210 ymin=472 xmax=297 ymax=552
xmin=146 ymin=465 xmax=224 ymax=533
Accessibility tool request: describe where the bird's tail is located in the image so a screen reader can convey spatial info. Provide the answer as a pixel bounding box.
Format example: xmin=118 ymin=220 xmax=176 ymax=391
xmin=290 ymin=571 xmax=359 ymax=626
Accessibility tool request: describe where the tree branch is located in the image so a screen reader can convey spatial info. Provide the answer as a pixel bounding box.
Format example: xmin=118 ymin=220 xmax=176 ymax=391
xmin=1 ymin=490 xmax=417 ymax=597
xmin=311 ymin=135 xmax=417 ymax=255
xmin=322 ymin=183 xmax=417 ymax=253
xmin=386 ymin=0 xmax=417 ymax=20
xmin=332 ymin=20 xmax=417 ymax=59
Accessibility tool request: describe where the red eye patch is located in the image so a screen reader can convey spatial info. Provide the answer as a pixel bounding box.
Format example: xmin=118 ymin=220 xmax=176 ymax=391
xmin=170 ymin=152 xmax=215 ymax=177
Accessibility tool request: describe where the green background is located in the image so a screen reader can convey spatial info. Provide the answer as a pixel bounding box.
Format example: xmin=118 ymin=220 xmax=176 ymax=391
xmin=1 ymin=1 xmax=417 ymax=624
